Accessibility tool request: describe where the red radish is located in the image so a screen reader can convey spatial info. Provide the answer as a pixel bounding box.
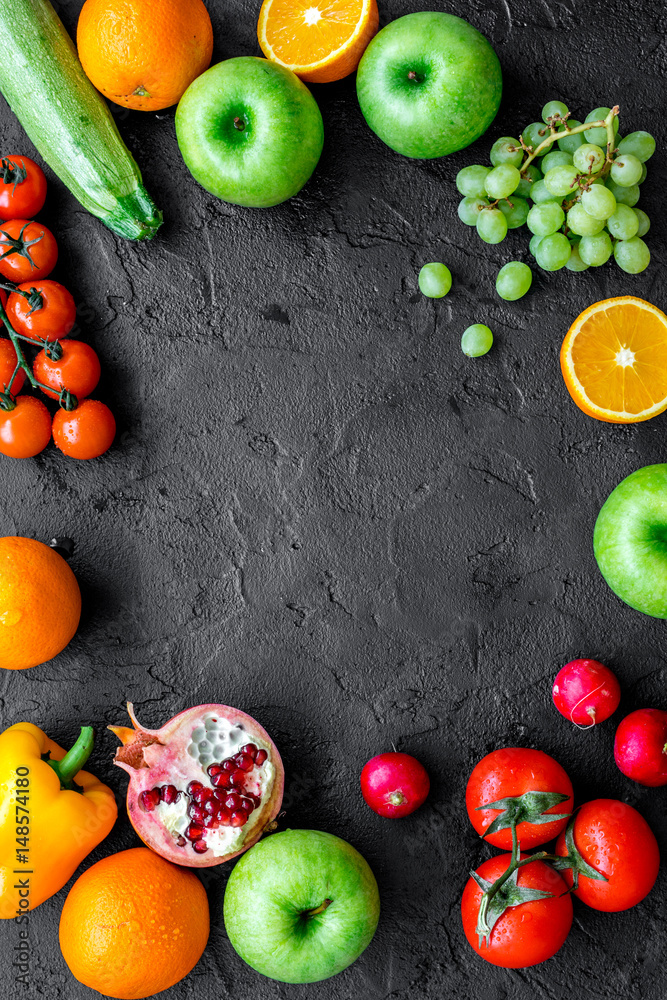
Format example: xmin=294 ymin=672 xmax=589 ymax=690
xmin=360 ymin=752 xmax=429 ymax=818
xmin=552 ymin=659 xmax=621 ymax=728
xmin=614 ymin=708 xmax=667 ymax=786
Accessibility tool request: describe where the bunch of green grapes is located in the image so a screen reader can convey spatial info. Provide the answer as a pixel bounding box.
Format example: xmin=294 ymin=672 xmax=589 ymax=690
xmin=456 ymin=102 xmax=654 ymax=298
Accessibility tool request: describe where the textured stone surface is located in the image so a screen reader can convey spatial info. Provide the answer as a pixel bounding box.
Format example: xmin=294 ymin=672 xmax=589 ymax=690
xmin=1 ymin=0 xmax=667 ymax=996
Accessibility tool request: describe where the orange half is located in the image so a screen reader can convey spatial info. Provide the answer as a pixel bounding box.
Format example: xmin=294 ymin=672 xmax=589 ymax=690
xmin=560 ymin=296 xmax=667 ymax=423
xmin=257 ymin=0 xmax=379 ymax=84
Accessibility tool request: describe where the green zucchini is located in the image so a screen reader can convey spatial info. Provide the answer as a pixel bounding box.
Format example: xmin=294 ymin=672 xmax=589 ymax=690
xmin=0 ymin=0 xmax=162 ymax=240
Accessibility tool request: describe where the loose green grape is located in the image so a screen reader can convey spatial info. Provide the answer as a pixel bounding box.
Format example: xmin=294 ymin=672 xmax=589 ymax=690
xmin=490 ymin=137 xmax=523 ymax=168
xmin=578 ymin=231 xmax=613 ymax=266
xmin=565 ymin=243 xmax=589 ymax=272
xmin=557 ymin=120 xmax=585 ymax=154
xmin=529 ymin=234 xmax=544 ymax=256
xmin=485 ymin=164 xmax=521 ymax=199
xmin=456 ymin=165 xmax=491 ymax=198
xmin=530 ymin=179 xmax=562 ymax=205
xmin=605 ymin=180 xmax=640 ymax=206
xmin=584 ymin=107 xmax=619 ymax=146
xmin=514 ymin=165 xmax=541 ymax=199
xmin=542 ymin=100 xmax=569 ymax=123
xmin=541 ymin=150 xmax=573 ymax=173
xmin=498 ymin=196 xmax=530 ymax=229
xmin=639 ymin=164 xmax=648 ymax=184
xmin=418 ymin=263 xmax=452 ymax=298
xmin=606 ymin=203 xmax=639 ymax=240
xmin=610 ymin=154 xmax=643 ymax=187
xmin=496 ymin=261 xmax=533 ymax=301
xmin=458 ymin=196 xmax=489 ymax=226
xmin=527 ymin=201 xmax=565 ymax=236
xmin=476 ymin=208 xmax=508 ymax=244
xmin=633 ymin=208 xmax=650 ymax=237
xmin=566 ymin=203 xmax=606 ymax=236
xmin=613 ymin=236 xmax=650 ymax=274
xmin=522 ymin=122 xmax=549 ymax=154
xmin=535 ymin=232 xmax=571 ymax=271
xmin=544 ymin=165 xmax=579 ymax=197
xmin=581 ymin=184 xmax=616 ymax=220
xmin=572 ymin=143 xmax=605 ymax=173
xmin=617 ymin=131 xmax=656 ymax=163
xmin=461 ymin=324 xmax=493 ymax=357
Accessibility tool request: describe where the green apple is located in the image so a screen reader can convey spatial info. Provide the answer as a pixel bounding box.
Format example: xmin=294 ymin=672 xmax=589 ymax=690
xmin=175 ymin=57 xmax=324 ymax=208
xmin=356 ymin=12 xmax=501 ymax=159
xmin=223 ymin=829 xmax=380 ymax=983
xmin=594 ymin=464 xmax=667 ymax=618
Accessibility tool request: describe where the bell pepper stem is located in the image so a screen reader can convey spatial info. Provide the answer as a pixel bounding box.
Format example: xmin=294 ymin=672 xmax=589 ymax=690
xmin=48 ymin=726 xmax=94 ymax=788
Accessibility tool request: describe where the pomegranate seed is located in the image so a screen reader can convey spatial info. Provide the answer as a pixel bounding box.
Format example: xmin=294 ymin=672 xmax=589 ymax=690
xmin=222 ymin=759 xmax=236 ymax=772
xmin=187 ymin=780 xmax=204 ymax=798
xmin=216 ymin=806 xmax=231 ymax=824
xmin=240 ymin=796 xmax=256 ymax=813
xmin=235 ymin=753 xmax=254 ymax=772
xmin=225 ymin=793 xmax=241 ymax=811
xmin=199 ymin=787 xmax=214 ymax=803
xmin=139 ymin=789 xmax=161 ymax=812
xmin=176 ymin=835 xmax=186 ymax=847
xmin=230 ymin=770 xmax=246 ymax=788
xmin=213 ymin=789 xmax=228 ymax=802
xmin=160 ymin=784 xmax=178 ymax=805
xmin=240 ymin=743 xmax=258 ymax=759
xmin=211 ymin=771 xmax=232 ymax=789
xmin=188 ymin=804 xmax=205 ymax=824
xmin=255 ymin=749 xmax=268 ymax=766
xmin=204 ymin=799 xmax=217 ymax=816
xmin=207 ymin=763 xmax=224 ymax=777
xmin=230 ymin=810 xmax=248 ymax=828
xmin=185 ymin=823 xmax=204 ymax=841
xmin=203 ymin=813 xmax=218 ymax=828
xmin=192 ymin=840 xmax=209 ymax=854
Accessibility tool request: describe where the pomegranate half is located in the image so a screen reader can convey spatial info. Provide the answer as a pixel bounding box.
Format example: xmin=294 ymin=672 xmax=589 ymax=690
xmin=110 ymin=702 xmax=284 ymax=867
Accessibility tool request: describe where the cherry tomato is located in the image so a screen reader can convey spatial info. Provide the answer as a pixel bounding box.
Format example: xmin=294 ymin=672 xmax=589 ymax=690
xmin=0 ymin=156 xmax=47 ymax=220
xmin=466 ymin=747 xmax=574 ymax=849
xmin=0 ymin=219 xmax=58 ymax=282
xmin=0 ymin=395 xmax=51 ymax=458
xmin=7 ymin=281 xmax=75 ymax=342
xmin=555 ymin=799 xmax=659 ymax=912
xmin=461 ymin=853 xmax=573 ymax=968
xmin=0 ymin=339 xmax=26 ymax=394
xmin=33 ymin=340 xmax=101 ymax=401
xmin=52 ymin=399 xmax=115 ymax=459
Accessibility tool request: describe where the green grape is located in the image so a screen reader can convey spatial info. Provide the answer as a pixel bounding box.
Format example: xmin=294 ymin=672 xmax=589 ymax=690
xmin=610 ymin=154 xmax=643 ymax=187
xmin=578 ymin=231 xmax=613 ymax=266
xmin=514 ymin=165 xmax=541 ymax=199
xmin=566 ymin=203 xmax=606 ymax=236
xmin=606 ymin=203 xmax=639 ymax=240
xmin=572 ymin=143 xmax=605 ymax=173
xmin=496 ymin=261 xmax=532 ymax=301
xmin=485 ymin=164 xmax=521 ymax=199
xmin=530 ymin=179 xmax=562 ymax=205
xmin=498 ymin=196 xmax=530 ymax=229
xmin=565 ymin=243 xmax=589 ymax=272
xmin=639 ymin=164 xmax=648 ymax=184
xmin=544 ymin=165 xmax=579 ymax=197
xmin=456 ymin=165 xmax=491 ymax=197
xmin=541 ymin=150 xmax=573 ymax=173
xmin=476 ymin=208 xmax=508 ymax=244
xmin=542 ymin=100 xmax=569 ymax=123
xmin=528 ymin=234 xmax=543 ymax=256
xmin=535 ymin=232 xmax=571 ymax=271
xmin=527 ymin=201 xmax=565 ymax=236
xmin=522 ymin=122 xmax=549 ymax=154
xmin=418 ymin=263 xmax=452 ymax=298
xmin=613 ymin=236 xmax=650 ymax=274
xmin=633 ymin=208 xmax=650 ymax=237
xmin=605 ymin=180 xmax=640 ymax=206
xmin=557 ymin=120 xmax=585 ymax=154
xmin=458 ymin=196 xmax=489 ymax=226
xmin=490 ymin=137 xmax=523 ymax=168
xmin=461 ymin=324 xmax=493 ymax=357
xmin=584 ymin=107 xmax=619 ymax=145
xmin=581 ymin=184 xmax=616 ymax=220
xmin=617 ymin=131 xmax=656 ymax=163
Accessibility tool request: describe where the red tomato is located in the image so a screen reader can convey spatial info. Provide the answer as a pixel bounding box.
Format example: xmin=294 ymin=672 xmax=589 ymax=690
xmin=555 ymin=799 xmax=659 ymax=912
xmin=0 ymin=339 xmax=26 ymax=394
xmin=7 ymin=281 xmax=76 ymax=342
xmin=0 ymin=395 xmax=51 ymax=458
xmin=461 ymin=853 xmax=573 ymax=968
xmin=0 ymin=219 xmax=58 ymax=282
xmin=52 ymin=399 xmax=115 ymax=459
xmin=0 ymin=156 xmax=47 ymax=220
xmin=33 ymin=340 xmax=101 ymax=401
xmin=466 ymin=747 xmax=574 ymax=849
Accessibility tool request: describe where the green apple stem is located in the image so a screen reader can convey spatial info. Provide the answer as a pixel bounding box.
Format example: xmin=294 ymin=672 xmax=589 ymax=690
xmin=305 ymin=898 xmax=332 ymax=918
xmin=233 ymin=116 xmax=246 ymax=132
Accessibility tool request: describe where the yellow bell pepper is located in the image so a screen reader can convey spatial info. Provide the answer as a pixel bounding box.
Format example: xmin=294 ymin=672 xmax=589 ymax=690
xmin=0 ymin=722 xmax=117 ymax=918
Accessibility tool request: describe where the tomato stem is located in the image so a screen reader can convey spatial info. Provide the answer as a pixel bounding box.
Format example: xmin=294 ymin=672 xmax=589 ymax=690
xmin=0 ymin=298 xmax=53 ymax=396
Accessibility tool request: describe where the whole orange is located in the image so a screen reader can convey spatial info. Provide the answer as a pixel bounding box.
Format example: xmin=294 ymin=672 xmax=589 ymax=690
xmin=77 ymin=0 xmax=214 ymax=111
xmin=59 ymin=848 xmax=210 ymax=1000
xmin=0 ymin=537 xmax=81 ymax=670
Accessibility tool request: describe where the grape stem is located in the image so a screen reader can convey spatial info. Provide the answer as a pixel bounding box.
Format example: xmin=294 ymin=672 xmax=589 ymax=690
xmin=519 ymin=107 xmax=620 ymax=175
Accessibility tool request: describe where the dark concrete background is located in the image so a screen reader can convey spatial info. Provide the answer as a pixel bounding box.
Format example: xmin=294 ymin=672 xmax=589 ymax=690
xmin=1 ymin=0 xmax=667 ymax=997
